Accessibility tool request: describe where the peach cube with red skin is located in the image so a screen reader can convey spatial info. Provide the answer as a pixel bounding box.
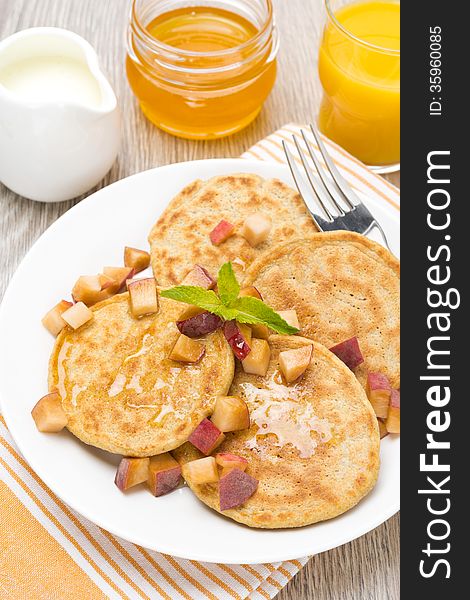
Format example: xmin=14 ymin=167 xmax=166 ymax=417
xmin=61 ymin=302 xmax=93 ymax=330
xmin=223 ymin=320 xmax=251 ymax=360
xmin=215 ymin=453 xmax=248 ymax=472
xmin=211 ymin=396 xmax=250 ymax=432
xmin=147 ymin=453 xmax=182 ymax=496
xmin=177 ymin=312 xmax=223 ymax=338
xmin=72 ymin=274 xmax=118 ymax=306
xmin=128 ymin=278 xmax=159 ymax=317
xmin=31 ymin=392 xmax=68 ymax=432
xmin=210 ymin=220 xmax=235 ymax=246
xmin=189 ymin=418 xmax=225 ymax=455
xmin=330 ymin=336 xmax=364 ymax=370
xmin=279 ymin=345 xmax=313 ymax=383
xmin=169 ymin=334 xmax=205 ymax=363
xmin=242 ymin=338 xmax=271 ymax=376
xmin=103 ymin=266 xmax=135 ymax=292
xmin=385 ymin=389 xmax=400 ymax=434
xmin=181 ymin=265 xmax=216 ymax=289
xmin=219 ymin=469 xmax=259 ymax=511
xmin=42 ymin=300 xmax=73 ymax=336
xmin=115 ymin=457 xmax=150 ymax=491
xmin=183 ymin=456 xmax=219 ymax=484
xmin=124 ymin=246 xmax=150 ymax=274
xmin=366 ymin=373 xmax=392 ymax=419
xmin=241 ymin=213 xmax=272 ymax=247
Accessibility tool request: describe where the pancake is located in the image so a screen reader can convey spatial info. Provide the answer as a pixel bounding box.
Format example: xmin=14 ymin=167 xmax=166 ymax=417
xmin=48 ymin=294 xmax=234 ymax=457
xmin=148 ymin=173 xmax=318 ymax=286
xmin=243 ymin=231 xmax=400 ymax=389
xmin=174 ymin=336 xmax=380 ymax=528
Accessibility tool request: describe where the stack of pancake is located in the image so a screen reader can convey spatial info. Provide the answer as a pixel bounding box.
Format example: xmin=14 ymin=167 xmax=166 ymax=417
xmin=50 ymin=174 xmax=399 ymax=528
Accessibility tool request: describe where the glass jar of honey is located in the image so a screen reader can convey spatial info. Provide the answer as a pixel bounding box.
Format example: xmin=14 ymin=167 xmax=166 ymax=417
xmin=127 ymin=0 xmax=278 ymax=139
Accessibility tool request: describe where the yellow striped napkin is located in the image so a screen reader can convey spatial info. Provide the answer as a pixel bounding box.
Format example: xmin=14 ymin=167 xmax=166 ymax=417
xmin=0 ymin=124 xmax=399 ymax=600
xmin=242 ymin=123 xmax=400 ymax=212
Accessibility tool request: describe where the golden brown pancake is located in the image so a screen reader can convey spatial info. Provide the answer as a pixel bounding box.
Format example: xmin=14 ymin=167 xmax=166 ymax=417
xmin=148 ymin=173 xmax=318 ymax=285
xmin=243 ymin=231 xmax=400 ymax=389
xmin=174 ymin=336 xmax=380 ymax=529
xmin=49 ymin=294 xmax=234 ymax=456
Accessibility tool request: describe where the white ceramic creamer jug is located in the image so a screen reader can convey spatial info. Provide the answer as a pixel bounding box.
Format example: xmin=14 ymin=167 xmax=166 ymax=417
xmin=0 ymin=28 xmax=120 ymax=202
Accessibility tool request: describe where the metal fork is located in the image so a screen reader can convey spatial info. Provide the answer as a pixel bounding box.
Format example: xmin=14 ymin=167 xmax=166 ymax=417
xmin=283 ymin=124 xmax=392 ymax=252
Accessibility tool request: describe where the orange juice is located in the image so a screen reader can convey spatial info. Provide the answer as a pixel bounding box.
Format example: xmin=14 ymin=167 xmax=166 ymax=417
xmin=318 ymin=0 xmax=400 ymax=167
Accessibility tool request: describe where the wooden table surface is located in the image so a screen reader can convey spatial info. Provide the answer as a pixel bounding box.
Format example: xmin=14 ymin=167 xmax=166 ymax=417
xmin=0 ymin=1 xmax=399 ymax=598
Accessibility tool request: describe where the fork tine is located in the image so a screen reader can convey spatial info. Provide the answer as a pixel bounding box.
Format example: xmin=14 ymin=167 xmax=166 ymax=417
xmin=309 ymin=124 xmax=361 ymax=210
xmin=282 ymin=141 xmax=331 ymax=228
xmin=300 ymin=129 xmax=346 ymax=216
xmin=292 ymin=135 xmax=336 ymax=221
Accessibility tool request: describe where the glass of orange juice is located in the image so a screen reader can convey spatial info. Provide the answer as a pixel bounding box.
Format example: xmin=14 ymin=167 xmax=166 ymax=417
xmin=318 ymin=0 xmax=400 ymax=172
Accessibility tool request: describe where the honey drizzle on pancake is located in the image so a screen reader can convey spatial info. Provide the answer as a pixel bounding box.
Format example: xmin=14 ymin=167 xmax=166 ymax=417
xmin=71 ymin=384 xmax=85 ymax=407
xmin=123 ymin=333 xmax=152 ymax=362
xmin=57 ymin=341 xmax=71 ymax=400
xmin=108 ymin=373 xmax=126 ymax=397
xmin=240 ymin=373 xmax=332 ymax=459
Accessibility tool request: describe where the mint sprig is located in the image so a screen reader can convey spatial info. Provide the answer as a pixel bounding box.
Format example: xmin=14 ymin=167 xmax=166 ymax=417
xmin=217 ymin=262 xmax=240 ymax=306
xmin=160 ymin=263 xmax=299 ymax=335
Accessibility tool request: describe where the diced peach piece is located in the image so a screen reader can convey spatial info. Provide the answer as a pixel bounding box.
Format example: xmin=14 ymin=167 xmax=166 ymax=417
xmin=219 ymin=469 xmax=259 ymax=511
xmin=279 ymin=345 xmax=313 ymax=383
xmin=223 ymin=320 xmax=251 ymax=360
xmin=241 ymin=213 xmax=272 ymax=247
xmin=99 ymin=273 xmax=119 ymax=291
xmin=177 ymin=312 xmax=223 ymax=338
xmin=182 ymin=456 xmax=219 ymax=484
xmin=277 ymin=310 xmax=300 ymax=331
xmin=72 ymin=274 xmax=116 ymax=306
xmin=71 ymin=275 xmax=100 ymax=304
xmin=61 ymin=302 xmax=93 ymax=330
xmin=385 ymin=389 xmax=400 ymax=434
xmin=188 ymin=418 xmax=225 ymax=455
xmin=241 ymin=338 xmax=271 ymax=377
xmin=128 ymin=278 xmax=159 ymax=317
xmin=239 ymin=287 xmax=263 ymax=300
xmin=210 ymin=220 xmax=235 ymax=246
xmin=251 ymin=323 xmax=270 ymax=340
xmin=215 ymin=453 xmax=248 ymax=471
xmin=181 ymin=265 xmax=216 ymax=289
xmin=41 ymin=300 xmax=73 ymax=336
xmin=169 ymin=334 xmax=205 ymax=363
xmin=115 ymin=457 xmax=150 ymax=491
xmin=330 ymin=336 xmax=364 ymax=370
xmin=124 ymin=246 xmax=150 ymax=273
xmin=366 ymin=373 xmax=392 ymax=419
xmin=103 ymin=266 xmax=135 ymax=292
xmin=147 ymin=453 xmax=182 ymax=496
xmin=31 ymin=392 xmax=68 ymax=433
xmin=378 ymin=419 xmax=389 ymax=439
xmin=211 ymin=396 xmax=250 ymax=432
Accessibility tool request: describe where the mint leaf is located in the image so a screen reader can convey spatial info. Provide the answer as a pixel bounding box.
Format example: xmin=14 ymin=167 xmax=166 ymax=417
xmin=231 ymin=296 xmax=300 ymax=335
xmin=160 ymin=286 xmax=224 ymax=313
xmin=217 ymin=262 xmax=240 ymax=306
xmin=161 ymin=266 xmax=300 ymax=336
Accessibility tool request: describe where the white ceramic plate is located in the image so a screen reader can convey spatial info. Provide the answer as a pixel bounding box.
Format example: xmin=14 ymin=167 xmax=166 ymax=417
xmin=0 ymin=159 xmax=400 ymax=564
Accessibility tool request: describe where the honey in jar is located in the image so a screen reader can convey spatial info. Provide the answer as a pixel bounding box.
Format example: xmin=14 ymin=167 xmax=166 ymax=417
xmin=127 ymin=0 xmax=278 ymax=139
